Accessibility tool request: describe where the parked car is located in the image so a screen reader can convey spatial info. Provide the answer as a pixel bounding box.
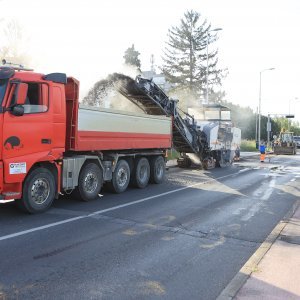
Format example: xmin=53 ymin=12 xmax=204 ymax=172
xmin=294 ymin=136 xmax=300 ymax=148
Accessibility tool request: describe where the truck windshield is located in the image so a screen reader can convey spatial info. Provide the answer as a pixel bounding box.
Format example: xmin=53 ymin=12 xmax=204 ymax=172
xmin=0 ymin=79 xmax=8 ymax=106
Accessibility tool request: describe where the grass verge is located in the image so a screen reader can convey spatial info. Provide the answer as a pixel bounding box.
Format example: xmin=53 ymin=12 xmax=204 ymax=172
xmin=240 ymin=140 xmax=257 ymax=152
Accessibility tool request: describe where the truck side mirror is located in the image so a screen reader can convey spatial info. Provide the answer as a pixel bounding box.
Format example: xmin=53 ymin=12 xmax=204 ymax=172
xmin=16 ymin=83 xmax=28 ymax=105
xmin=11 ymin=105 xmax=25 ymax=116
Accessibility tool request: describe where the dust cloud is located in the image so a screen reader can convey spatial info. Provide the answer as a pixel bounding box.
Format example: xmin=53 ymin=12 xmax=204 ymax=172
xmin=82 ymin=69 xmax=144 ymax=114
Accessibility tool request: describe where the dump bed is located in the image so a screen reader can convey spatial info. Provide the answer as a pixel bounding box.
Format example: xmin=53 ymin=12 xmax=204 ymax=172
xmin=64 ymin=77 xmax=171 ymax=152
xmin=69 ymin=106 xmax=172 ymax=151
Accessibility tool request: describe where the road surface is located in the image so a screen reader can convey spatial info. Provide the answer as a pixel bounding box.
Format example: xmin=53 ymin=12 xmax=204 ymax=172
xmin=0 ymin=153 xmax=299 ymax=299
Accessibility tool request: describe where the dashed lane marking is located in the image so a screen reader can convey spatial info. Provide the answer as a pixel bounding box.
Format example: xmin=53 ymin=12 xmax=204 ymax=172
xmin=0 ymin=171 xmax=259 ymax=242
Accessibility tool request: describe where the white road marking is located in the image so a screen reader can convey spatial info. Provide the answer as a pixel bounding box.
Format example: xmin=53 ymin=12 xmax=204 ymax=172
xmin=241 ymin=178 xmax=276 ymax=221
xmin=238 ymin=168 xmax=250 ymax=173
xmin=0 ymin=172 xmax=249 ymax=242
xmin=0 ymin=200 xmax=14 ymax=204
xmin=0 ymin=216 xmax=86 ymax=242
xmin=259 ymin=173 xmax=283 ymax=177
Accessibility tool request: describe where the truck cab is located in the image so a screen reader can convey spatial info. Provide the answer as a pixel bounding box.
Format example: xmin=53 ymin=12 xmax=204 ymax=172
xmin=0 ymin=66 xmax=67 ymax=210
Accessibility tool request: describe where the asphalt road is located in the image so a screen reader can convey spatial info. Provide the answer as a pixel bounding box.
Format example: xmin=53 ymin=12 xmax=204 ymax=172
xmin=0 ymin=153 xmax=300 ymax=300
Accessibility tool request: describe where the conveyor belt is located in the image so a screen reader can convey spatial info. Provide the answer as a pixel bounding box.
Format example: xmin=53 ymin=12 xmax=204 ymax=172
xmin=111 ymin=74 xmax=210 ymax=159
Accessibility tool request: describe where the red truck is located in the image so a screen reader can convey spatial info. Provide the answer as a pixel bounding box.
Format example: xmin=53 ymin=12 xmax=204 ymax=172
xmin=0 ymin=65 xmax=172 ymax=213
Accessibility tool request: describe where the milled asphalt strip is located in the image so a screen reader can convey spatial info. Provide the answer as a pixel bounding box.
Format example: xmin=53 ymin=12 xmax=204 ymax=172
xmin=0 ymin=172 xmax=245 ymax=242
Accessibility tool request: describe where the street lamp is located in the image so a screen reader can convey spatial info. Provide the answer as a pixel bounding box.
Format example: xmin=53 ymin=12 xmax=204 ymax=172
xmin=206 ymin=27 xmax=222 ymax=104
xmin=258 ymin=67 xmax=275 ymax=148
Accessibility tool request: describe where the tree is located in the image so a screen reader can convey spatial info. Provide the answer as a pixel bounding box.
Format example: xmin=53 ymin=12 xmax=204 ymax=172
xmin=162 ymin=10 xmax=225 ymax=104
xmin=290 ymin=123 xmax=300 ymax=135
xmin=218 ymin=100 xmax=282 ymax=140
xmin=0 ymin=19 xmax=30 ymax=66
xmin=123 ymin=44 xmax=141 ymax=69
xmin=208 ymin=90 xmax=226 ymax=104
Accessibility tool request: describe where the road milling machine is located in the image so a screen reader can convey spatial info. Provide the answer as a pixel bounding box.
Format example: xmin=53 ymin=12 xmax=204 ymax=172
xmin=112 ymin=74 xmax=241 ymax=169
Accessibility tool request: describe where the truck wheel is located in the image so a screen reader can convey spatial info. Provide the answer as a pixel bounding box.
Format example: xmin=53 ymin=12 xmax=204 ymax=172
xmin=216 ymin=150 xmax=231 ymax=168
xmin=132 ymin=157 xmax=150 ymax=188
xmin=150 ymin=156 xmax=165 ymax=184
xmin=76 ymin=162 xmax=103 ymax=201
xmin=109 ymin=159 xmax=130 ymax=193
xmin=177 ymin=156 xmax=192 ymax=168
xmin=16 ymin=167 xmax=55 ymax=214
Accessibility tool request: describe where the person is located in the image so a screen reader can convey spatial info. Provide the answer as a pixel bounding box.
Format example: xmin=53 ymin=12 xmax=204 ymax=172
xmin=234 ymin=146 xmax=240 ymax=161
xmin=259 ymin=141 xmax=266 ymax=162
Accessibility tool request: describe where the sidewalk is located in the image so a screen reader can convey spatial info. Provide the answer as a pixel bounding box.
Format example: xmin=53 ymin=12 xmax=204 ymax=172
xmin=215 ymin=153 xmax=300 ymax=300
xmin=234 ymin=201 xmax=300 ymax=300
xmin=218 ymin=200 xmax=300 ymax=300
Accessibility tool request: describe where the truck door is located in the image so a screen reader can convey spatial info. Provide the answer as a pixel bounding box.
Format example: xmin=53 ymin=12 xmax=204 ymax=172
xmin=2 ymin=81 xmax=53 ymax=180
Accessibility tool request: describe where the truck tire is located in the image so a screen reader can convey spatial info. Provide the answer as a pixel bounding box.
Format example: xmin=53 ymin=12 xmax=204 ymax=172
xmin=76 ymin=162 xmax=103 ymax=201
xmin=177 ymin=156 xmax=192 ymax=168
xmin=16 ymin=167 xmax=55 ymax=214
xmin=132 ymin=157 xmax=150 ymax=188
xmin=109 ymin=159 xmax=130 ymax=193
xmin=216 ymin=150 xmax=232 ymax=168
xmin=150 ymin=156 xmax=165 ymax=184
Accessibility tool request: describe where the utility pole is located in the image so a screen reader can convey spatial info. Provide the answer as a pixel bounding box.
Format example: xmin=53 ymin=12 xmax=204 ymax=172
xmin=258 ymin=68 xmax=275 ymax=147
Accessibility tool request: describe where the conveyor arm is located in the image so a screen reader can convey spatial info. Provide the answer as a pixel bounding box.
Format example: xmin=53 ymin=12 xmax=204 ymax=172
xmin=112 ymin=74 xmax=210 ymax=159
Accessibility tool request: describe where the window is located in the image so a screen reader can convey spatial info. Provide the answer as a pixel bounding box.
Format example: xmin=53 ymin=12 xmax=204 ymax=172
xmin=221 ymin=110 xmax=231 ymax=121
xmin=204 ymin=109 xmax=220 ymax=120
xmin=0 ymin=79 xmax=8 ymax=106
xmin=10 ymin=82 xmax=49 ymax=114
xmin=22 ymin=83 xmax=48 ymax=114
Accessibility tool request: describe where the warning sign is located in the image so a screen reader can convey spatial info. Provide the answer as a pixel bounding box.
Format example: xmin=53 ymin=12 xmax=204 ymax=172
xmin=9 ymin=162 xmax=27 ymax=174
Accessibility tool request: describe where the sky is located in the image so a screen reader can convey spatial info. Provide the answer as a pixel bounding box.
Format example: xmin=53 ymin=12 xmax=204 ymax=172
xmin=1 ymin=0 xmax=300 ymax=121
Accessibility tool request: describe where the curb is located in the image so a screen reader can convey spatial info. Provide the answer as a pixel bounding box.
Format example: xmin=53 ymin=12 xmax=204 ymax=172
xmin=216 ymin=199 xmax=300 ymax=300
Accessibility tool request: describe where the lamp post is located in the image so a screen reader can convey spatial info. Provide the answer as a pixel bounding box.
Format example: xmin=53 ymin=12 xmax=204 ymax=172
xmin=206 ymin=27 xmax=222 ymax=104
xmin=258 ymin=68 xmax=275 ymax=148
xmin=267 ymin=113 xmax=271 ymax=149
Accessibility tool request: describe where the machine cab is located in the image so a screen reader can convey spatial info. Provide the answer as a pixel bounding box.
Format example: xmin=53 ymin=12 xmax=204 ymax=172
xmin=188 ymin=104 xmax=232 ymax=123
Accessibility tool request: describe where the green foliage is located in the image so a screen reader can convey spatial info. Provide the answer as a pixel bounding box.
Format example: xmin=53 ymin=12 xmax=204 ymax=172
xmin=290 ymin=123 xmax=300 ymax=135
xmin=161 ymin=10 xmax=225 ymax=99
xmin=274 ymin=118 xmax=300 ymax=135
xmin=167 ymin=149 xmax=180 ymax=160
xmin=123 ymin=44 xmax=141 ymax=69
xmin=240 ymin=140 xmax=257 ymax=152
xmin=220 ymin=100 xmax=281 ymax=140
